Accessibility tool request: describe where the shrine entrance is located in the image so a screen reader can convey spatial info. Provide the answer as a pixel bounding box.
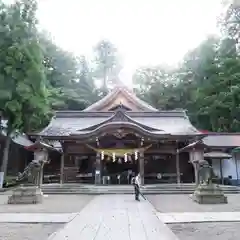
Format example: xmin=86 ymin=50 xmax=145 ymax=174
xmin=89 ymin=132 xmax=149 ymax=185
xmin=102 ymin=156 xmax=138 ymax=184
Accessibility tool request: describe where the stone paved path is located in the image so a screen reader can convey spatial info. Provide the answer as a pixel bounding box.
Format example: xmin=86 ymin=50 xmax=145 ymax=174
xmin=49 ymin=195 xmax=178 ymax=240
xmin=158 ymin=211 xmax=240 ymax=223
xmin=0 ymin=213 xmax=77 ymax=223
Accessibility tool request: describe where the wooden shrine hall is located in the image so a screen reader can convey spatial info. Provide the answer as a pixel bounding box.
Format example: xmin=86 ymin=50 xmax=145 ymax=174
xmin=37 ymin=86 xmax=205 ymax=185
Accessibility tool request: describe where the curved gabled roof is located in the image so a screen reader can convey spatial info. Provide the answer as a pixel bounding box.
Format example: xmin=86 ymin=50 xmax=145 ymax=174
xmin=71 ymin=122 xmax=168 ymax=139
xmin=37 ymin=109 xmax=201 ymax=138
xmin=83 ymin=86 xmax=158 ymax=112
xmin=78 ymin=109 xmax=161 ymax=132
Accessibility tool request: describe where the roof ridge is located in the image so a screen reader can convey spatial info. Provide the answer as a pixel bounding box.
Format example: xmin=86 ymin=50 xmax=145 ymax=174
xmin=78 ymin=109 xmax=161 ymax=132
xmin=83 ymin=85 xmax=158 ymax=112
xmin=83 ymin=88 xmax=119 ymax=111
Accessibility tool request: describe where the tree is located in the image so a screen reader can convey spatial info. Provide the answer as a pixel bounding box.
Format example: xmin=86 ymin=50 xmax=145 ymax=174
xmin=133 ymin=66 xmax=178 ymax=109
xmin=220 ymin=1 xmax=240 ymax=44
xmin=39 ymin=33 xmax=101 ymax=110
xmin=0 ymin=0 xmax=49 ymax=183
xmin=93 ymin=40 xmax=122 ymax=92
xmin=133 ymin=30 xmax=240 ymax=132
xmin=39 ymin=32 xmax=83 ymax=110
xmin=76 ymin=55 xmax=101 ymax=106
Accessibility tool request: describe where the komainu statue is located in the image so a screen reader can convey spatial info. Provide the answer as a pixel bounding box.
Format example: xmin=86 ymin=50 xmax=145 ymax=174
xmin=8 ymin=149 xmax=49 ymax=204
xmin=191 ymin=159 xmax=227 ymax=204
xmin=17 ymin=160 xmax=42 ymax=185
xmin=17 ymin=149 xmax=49 ymax=187
xmin=198 ymin=159 xmax=214 ymax=185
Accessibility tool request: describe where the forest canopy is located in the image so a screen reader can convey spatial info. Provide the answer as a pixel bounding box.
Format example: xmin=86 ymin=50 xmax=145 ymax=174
xmin=1 ymin=0 xmax=240 ymax=134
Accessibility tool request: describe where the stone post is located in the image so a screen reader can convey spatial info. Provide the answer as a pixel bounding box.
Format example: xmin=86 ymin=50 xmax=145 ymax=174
xmin=139 ymin=152 xmax=144 ymax=185
xmin=95 ymin=153 xmax=101 ymax=185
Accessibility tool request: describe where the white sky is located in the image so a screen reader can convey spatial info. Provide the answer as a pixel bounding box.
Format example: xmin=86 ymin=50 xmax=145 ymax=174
xmin=9 ymin=0 xmax=225 ymax=85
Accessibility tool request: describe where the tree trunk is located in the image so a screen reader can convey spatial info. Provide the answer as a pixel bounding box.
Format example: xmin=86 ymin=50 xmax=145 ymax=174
xmin=0 ymin=134 xmax=11 ymax=187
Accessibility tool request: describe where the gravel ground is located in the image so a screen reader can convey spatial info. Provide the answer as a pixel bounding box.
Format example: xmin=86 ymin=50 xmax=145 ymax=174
xmin=147 ymin=194 xmax=240 ymax=212
xmin=0 ymin=195 xmax=94 ymax=213
xmin=169 ymin=222 xmax=240 ymax=240
xmin=0 ymin=223 xmax=63 ymax=240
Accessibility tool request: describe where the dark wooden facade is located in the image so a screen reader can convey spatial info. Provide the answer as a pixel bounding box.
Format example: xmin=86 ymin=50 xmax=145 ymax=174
xmin=0 ymin=133 xmax=33 ymax=178
xmin=37 ymin=86 xmax=204 ymax=185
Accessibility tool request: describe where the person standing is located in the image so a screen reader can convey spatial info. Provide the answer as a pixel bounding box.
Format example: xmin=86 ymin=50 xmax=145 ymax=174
xmin=132 ymin=173 xmax=141 ymax=201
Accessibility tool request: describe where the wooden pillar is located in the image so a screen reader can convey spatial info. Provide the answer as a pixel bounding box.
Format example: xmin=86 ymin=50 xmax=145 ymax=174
xmin=95 ymin=153 xmax=101 ymax=185
xmin=60 ymin=153 xmax=64 ymax=185
xmin=176 ymin=150 xmax=181 ymax=184
xmin=175 ymin=141 xmax=181 ymax=184
xmin=139 ymin=152 xmax=144 ymax=185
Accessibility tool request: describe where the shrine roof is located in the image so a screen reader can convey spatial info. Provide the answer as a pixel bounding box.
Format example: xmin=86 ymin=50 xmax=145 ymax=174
xmin=1 ymin=120 xmax=33 ymax=147
xmin=203 ymin=151 xmax=232 ymax=159
xmin=37 ymin=109 xmax=201 ymax=138
xmin=178 ymin=133 xmax=240 ymax=152
xmin=83 ymin=86 xmax=158 ymax=112
xmin=24 ymin=141 xmax=60 ymax=152
xmin=203 ymin=133 xmax=240 ymax=148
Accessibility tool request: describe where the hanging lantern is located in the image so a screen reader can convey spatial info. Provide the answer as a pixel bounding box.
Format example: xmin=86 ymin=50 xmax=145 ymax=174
xmin=101 ymin=151 xmax=104 ymax=160
xmin=134 ymin=151 xmax=138 ymax=160
xmin=124 ymin=153 xmax=128 ymax=162
xmin=118 ymin=158 xmax=121 ymax=164
xmin=112 ymin=152 xmax=116 ymax=162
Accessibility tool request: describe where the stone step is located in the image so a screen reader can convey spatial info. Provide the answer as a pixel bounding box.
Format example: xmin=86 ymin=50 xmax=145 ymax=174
xmin=41 ymin=189 xmax=240 ymax=195
xmin=41 ymin=184 xmax=240 ymax=189
xmin=41 ymin=187 xmax=239 ymax=190
xmin=40 ymin=184 xmax=240 ymax=195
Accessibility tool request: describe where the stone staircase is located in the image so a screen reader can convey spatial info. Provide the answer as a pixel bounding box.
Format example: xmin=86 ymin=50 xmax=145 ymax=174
xmin=41 ymin=183 xmax=240 ymax=195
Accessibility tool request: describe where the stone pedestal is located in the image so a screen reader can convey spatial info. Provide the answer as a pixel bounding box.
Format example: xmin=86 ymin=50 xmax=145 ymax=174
xmin=8 ymin=186 xmax=43 ymax=204
xmin=191 ymin=184 xmax=228 ymax=204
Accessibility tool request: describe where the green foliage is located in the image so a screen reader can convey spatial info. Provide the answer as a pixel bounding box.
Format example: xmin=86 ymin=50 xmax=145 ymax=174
xmin=39 ymin=33 xmax=104 ymax=110
xmin=39 ymin=37 xmax=122 ymax=111
xmin=133 ymin=3 xmax=240 ymax=132
xmin=0 ymin=0 xmax=51 ymax=178
xmin=0 ymin=0 xmax=49 ymax=133
xmin=93 ymin=39 xmax=122 ymax=91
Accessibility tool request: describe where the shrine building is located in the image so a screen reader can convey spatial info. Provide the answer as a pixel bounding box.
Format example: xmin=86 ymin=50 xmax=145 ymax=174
xmin=37 ymin=85 xmax=206 ymax=185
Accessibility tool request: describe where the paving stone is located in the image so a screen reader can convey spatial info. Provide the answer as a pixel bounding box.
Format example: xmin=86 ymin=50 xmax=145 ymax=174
xmin=169 ymin=222 xmax=240 ymax=240
xmin=0 ymin=223 xmax=63 ymax=240
xmin=49 ymin=195 xmax=179 ymax=240
xmin=157 ymin=212 xmax=240 ymax=223
xmin=0 ymin=213 xmax=77 ymax=223
xmin=0 ymin=194 xmax=93 ymax=213
xmin=148 ymin=194 xmax=240 ymax=213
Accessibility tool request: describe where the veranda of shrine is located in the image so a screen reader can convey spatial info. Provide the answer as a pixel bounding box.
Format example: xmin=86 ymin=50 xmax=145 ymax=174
xmin=31 ymin=85 xmax=213 ymax=186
